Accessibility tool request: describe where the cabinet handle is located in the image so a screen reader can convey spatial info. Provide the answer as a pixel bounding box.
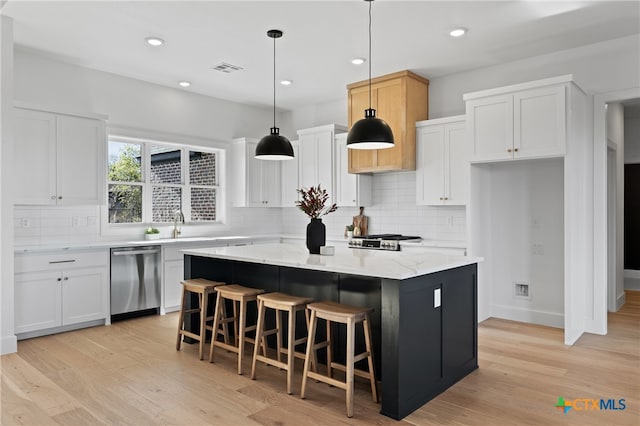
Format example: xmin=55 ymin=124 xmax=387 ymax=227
xmin=51 ymin=195 xmax=57 ymax=200
xmin=49 ymin=260 xmax=76 ymax=264
xmin=58 ymin=196 xmax=63 ymax=200
xmin=507 ymin=148 xmax=512 ymax=153
xmin=64 ymin=277 xmax=69 ymax=281
xmin=57 ymin=277 xmax=62 ymax=282
xmin=514 ymin=148 xmax=519 ymax=153
xmin=444 ymin=197 xmax=449 ymax=201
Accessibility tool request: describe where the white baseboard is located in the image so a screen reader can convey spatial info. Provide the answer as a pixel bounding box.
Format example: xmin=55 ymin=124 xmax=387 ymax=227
xmin=616 ymin=292 xmax=626 ymax=311
xmin=1 ymin=334 xmax=17 ymax=355
xmin=624 ymin=269 xmax=640 ymax=280
xmin=491 ymin=304 xmax=564 ymax=328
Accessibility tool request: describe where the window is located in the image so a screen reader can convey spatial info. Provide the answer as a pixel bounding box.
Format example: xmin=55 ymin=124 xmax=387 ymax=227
xmin=107 ymin=137 xmax=220 ymax=224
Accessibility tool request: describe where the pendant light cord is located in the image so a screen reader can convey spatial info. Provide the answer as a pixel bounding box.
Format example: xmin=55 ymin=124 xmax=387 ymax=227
xmin=273 ymin=34 xmax=277 ymax=129
xmin=368 ymin=0 xmax=372 ymax=110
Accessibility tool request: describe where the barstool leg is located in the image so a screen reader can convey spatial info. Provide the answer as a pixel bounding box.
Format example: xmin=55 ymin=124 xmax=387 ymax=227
xmin=209 ymin=291 xmax=223 ymax=363
xmin=251 ymin=299 xmax=266 ymax=380
xmin=300 ymin=309 xmax=317 ymax=399
xmin=305 ymin=309 xmax=317 ymax=373
xmin=237 ymin=298 xmax=246 ymax=375
xmin=199 ymin=292 xmax=208 ymax=360
xmin=176 ymin=286 xmax=186 ymax=350
xmin=286 ymin=306 xmax=296 ymax=395
xmin=326 ymin=319 xmax=333 ymax=378
xmin=276 ymin=309 xmax=283 ymax=363
xmin=363 ymin=317 xmax=378 ymax=403
xmin=346 ymin=317 xmax=355 ymax=418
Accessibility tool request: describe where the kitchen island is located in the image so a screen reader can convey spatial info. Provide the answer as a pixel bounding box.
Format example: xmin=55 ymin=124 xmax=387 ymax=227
xmin=182 ymin=242 xmax=481 ymax=420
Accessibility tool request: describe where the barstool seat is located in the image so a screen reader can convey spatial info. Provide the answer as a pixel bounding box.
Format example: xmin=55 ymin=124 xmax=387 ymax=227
xmin=209 ymin=284 xmax=265 ymax=375
xmin=250 ymin=292 xmax=315 ymax=394
xmin=301 ymin=300 xmax=377 ymax=418
xmin=176 ymin=278 xmax=226 ymax=360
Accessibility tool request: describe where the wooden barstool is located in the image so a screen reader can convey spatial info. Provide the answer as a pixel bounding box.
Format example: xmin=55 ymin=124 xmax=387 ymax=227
xmin=208 ymin=284 xmax=265 ymax=374
xmin=301 ymin=301 xmax=377 ymax=418
xmin=250 ymin=292 xmax=315 ymax=394
xmin=176 ymin=278 xmax=226 ymax=360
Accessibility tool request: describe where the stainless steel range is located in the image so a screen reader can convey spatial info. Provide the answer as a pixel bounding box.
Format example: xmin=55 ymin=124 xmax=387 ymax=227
xmin=348 ymin=234 xmax=422 ymax=251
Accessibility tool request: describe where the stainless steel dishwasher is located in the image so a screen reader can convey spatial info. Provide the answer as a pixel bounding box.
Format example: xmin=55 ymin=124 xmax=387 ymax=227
xmin=110 ymin=246 xmax=161 ymax=319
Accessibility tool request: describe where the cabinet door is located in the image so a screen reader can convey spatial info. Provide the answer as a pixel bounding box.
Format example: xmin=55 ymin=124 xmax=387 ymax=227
xmin=14 ymin=108 xmax=57 ymax=205
xmin=261 ymin=159 xmax=281 ymax=207
xmin=245 ymin=141 xmax=264 ymax=207
xmin=316 ymin=131 xmax=334 ymax=193
xmin=298 ymin=132 xmax=318 ymax=190
xmin=281 ymin=140 xmax=300 ymax=207
xmin=416 ymin=125 xmax=445 ymax=205
xmin=374 ymin=78 xmax=405 ymax=170
xmin=467 ymin=95 xmax=513 ymax=162
xmin=348 ymin=86 xmax=377 ymax=172
xmin=514 ymin=85 xmax=566 ymax=159
xmin=444 ymin=122 xmax=469 ymax=205
xmin=163 ymin=259 xmax=184 ymax=312
xmin=442 ymin=266 xmax=477 ymax=379
xmin=336 ymin=135 xmax=358 ymax=206
xmin=62 ymin=267 xmax=107 ymax=325
xmin=56 ymin=115 xmax=106 ymax=205
xmin=15 ymin=271 xmax=62 ymax=334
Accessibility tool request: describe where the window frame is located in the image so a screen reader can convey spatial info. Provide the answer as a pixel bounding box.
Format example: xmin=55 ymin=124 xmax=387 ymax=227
xmin=106 ymin=135 xmax=222 ymax=226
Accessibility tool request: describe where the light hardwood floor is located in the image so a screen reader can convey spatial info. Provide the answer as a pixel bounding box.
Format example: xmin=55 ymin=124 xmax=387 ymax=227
xmin=2 ymin=292 xmax=639 ymax=425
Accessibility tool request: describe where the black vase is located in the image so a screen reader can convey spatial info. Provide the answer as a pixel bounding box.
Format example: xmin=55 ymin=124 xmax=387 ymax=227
xmin=306 ymin=218 xmax=326 ymax=254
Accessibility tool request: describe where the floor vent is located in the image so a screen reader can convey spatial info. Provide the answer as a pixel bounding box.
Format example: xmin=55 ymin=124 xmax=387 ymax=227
xmin=211 ymin=62 xmax=244 ymax=73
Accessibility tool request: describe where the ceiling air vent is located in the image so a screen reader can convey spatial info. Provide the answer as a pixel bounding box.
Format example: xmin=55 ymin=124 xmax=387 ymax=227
xmin=211 ymin=62 xmax=244 ymax=73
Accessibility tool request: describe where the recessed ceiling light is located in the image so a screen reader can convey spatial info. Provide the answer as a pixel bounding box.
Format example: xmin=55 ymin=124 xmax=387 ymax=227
xmin=449 ymin=28 xmax=467 ymax=38
xmin=178 ymin=81 xmax=191 ymax=87
xmin=145 ymin=37 xmax=164 ymax=46
xmin=351 ymin=57 xmax=366 ymax=65
xmin=280 ymin=80 xmax=292 ymax=86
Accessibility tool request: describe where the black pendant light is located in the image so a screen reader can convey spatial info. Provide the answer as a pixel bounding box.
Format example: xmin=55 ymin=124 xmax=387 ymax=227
xmin=347 ymin=0 xmax=394 ymax=150
xmin=255 ymin=29 xmax=294 ymax=160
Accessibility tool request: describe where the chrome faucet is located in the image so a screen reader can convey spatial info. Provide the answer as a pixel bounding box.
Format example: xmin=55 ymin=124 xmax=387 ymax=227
xmin=172 ymin=210 xmax=185 ymax=238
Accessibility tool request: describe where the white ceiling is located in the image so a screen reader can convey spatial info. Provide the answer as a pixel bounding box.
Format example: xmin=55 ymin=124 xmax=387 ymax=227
xmin=3 ymin=0 xmax=639 ymax=110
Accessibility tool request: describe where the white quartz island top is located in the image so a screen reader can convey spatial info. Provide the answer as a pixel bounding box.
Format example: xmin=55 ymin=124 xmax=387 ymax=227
xmin=183 ymin=242 xmax=482 ymax=280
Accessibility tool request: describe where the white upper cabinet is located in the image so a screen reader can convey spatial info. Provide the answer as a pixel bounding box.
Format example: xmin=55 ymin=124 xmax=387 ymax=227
xmin=280 ymin=140 xmax=300 ymax=207
xmin=297 ymin=124 xmax=346 ymax=196
xmin=14 ymin=105 xmax=107 ymax=205
xmin=334 ymin=133 xmax=372 ymax=207
xmin=231 ymin=138 xmax=282 ymax=207
xmin=465 ymin=76 xmax=568 ymax=163
xmin=416 ymin=116 xmax=468 ymax=206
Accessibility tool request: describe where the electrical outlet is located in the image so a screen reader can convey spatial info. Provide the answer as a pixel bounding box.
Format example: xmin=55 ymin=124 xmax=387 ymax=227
xmin=21 ymin=217 xmax=30 ymax=228
xmin=531 ymin=243 xmax=544 ymax=255
xmin=514 ymin=282 xmax=531 ymax=300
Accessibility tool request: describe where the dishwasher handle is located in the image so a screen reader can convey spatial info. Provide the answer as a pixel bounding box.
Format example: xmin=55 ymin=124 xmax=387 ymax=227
xmin=112 ymin=249 xmax=160 ymax=256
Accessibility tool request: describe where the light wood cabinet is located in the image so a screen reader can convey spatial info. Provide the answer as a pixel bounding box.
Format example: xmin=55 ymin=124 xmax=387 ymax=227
xmin=416 ymin=116 xmax=468 ymax=206
xmin=14 ymin=106 xmax=107 ymax=205
xmin=14 ymin=250 xmax=109 ymax=337
xmin=231 ymin=138 xmax=281 ymax=207
xmin=347 ymin=70 xmax=429 ymax=173
xmin=334 ymin=133 xmax=372 ymax=207
xmin=465 ymin=81 xmax=566 ymax=163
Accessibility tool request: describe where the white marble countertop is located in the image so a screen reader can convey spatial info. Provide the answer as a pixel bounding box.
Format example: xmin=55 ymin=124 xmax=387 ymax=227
xmin=183 ymin=242 xmax=481 ymax=280
xmin=13 ymin=235 xmax=280 ymax=253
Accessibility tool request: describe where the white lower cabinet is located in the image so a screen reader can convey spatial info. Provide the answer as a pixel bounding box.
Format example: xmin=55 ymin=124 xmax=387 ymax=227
xmin=14 ymin=250 xmax=109 ymax=337
xmin=163 ymin=259 xmax=185 ymax=312
xmin=416 ymin=116 xmax=468 ymax=206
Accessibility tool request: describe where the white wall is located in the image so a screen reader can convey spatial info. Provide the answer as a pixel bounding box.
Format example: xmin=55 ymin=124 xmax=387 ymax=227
xmin=0 ymin=16 xmax=17 ymax=354
xmin=476 ymin=159 xmax=565 ymax=328
xmin=624 ymin=116 xmax=640 ymax=164
xmin=607 ymin=103 xmax=626 ymax=311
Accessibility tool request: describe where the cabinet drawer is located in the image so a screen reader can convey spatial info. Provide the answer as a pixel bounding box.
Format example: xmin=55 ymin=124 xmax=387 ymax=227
xmin=15 ymin=250 xmax=109 ymax=273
